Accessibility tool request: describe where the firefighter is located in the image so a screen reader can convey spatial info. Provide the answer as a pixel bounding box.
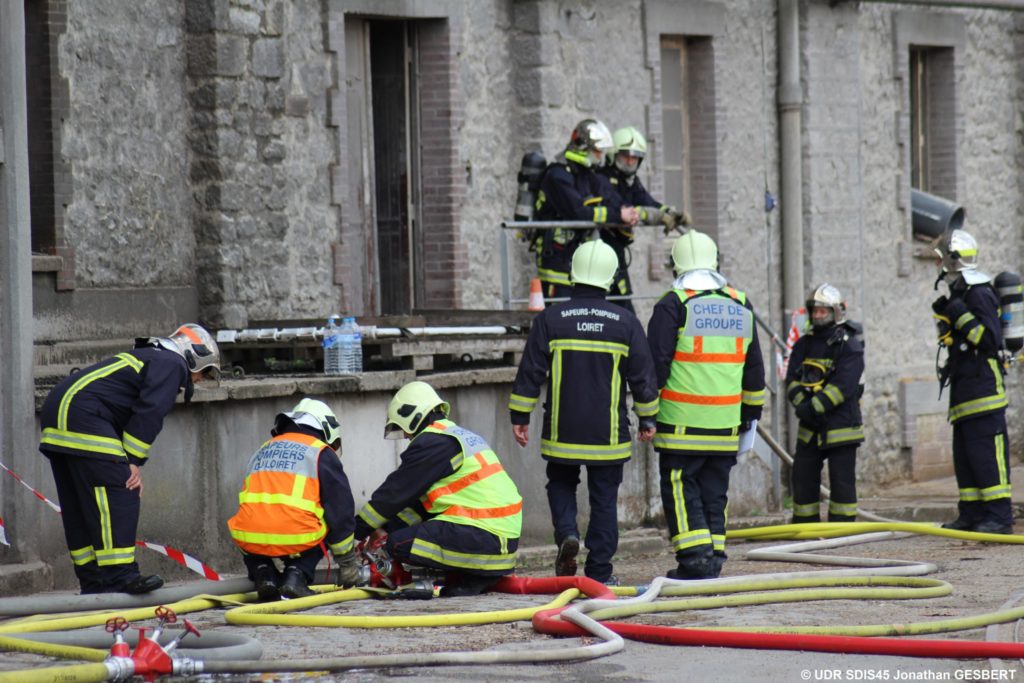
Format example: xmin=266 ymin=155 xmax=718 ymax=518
xmin=931 ymin=229 xmax=1013 ymax=535
xmin=597 ymin=126 xmax=691 ymax=313
xmin=509 ymin=240 xmax=659 ymax=585
xmin=355 ymin=381 xmax=523 ymax=597
xmin=39 ymin=324 xmax=220 ymax=594
xmin=532 ymin=118 xmax=640 ymax=302
xmin=785 ymin=283 xmax=865 ymax=523
xmin=227 ymin=398 xmax=360 ymax=600
xmin=647 ymin=231 xmax=766 ymax=579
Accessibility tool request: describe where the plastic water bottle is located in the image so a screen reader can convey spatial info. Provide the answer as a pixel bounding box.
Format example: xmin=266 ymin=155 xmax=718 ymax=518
xmin=339 ymin=317 xmax=363 ymax=374
xmin=323 ymin=315 xmax=343 ymax=376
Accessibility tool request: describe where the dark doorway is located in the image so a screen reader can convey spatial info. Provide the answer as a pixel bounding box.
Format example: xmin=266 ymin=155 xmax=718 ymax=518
xmin=369 ymin=21 xmax=418 ymax=315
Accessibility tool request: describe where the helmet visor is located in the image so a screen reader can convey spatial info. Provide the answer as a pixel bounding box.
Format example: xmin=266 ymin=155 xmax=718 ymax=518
xmin=384 ymin=421 xmax=406 ymax=440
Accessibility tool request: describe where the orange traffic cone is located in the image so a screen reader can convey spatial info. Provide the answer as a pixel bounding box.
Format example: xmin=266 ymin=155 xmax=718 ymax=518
xmin=527 ymin=277 xmax=545 ymax=311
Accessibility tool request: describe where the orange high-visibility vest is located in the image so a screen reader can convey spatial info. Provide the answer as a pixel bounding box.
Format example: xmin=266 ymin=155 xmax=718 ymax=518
xmin=227 ymin=433 xmax=329 ymax=556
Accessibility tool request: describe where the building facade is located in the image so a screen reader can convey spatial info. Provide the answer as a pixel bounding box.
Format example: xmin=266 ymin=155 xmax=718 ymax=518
xmin=2 ymin=0 xmax=1023 ymax=586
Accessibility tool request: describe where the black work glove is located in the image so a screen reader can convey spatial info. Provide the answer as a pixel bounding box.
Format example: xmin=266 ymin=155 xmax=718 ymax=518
xmin=739 ymin=419 xmax=753 ymax=432
xmin=794 ymin=400 xmax=817 ymax=423
xmin=931 ymin=295 xmax=948 ymax=315
xmin=332 ymin=550 xmax=363 ymax=587
xmin=944 ymin=297 xmax=968 ymax=322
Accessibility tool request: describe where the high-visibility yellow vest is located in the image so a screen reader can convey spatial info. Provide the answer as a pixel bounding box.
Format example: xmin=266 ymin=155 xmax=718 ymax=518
xmin=657 ymin=288 xmax=753 ymax=429
xmin=227 ymin=433 xmax=329 ymax=556
xmin=419 ymin=420 xmax=523 ymax=539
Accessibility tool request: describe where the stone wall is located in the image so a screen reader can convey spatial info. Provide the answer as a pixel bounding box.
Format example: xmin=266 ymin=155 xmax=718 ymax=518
xmin=26 ymin=0 xmax=1024 ymax=496
xmin=60 ymin=1 xmax=194 ymax=288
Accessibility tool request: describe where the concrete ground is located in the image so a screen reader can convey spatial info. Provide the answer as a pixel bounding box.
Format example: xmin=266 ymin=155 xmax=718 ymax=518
xmin=2 ymin=465 xmax=1023 ymax=682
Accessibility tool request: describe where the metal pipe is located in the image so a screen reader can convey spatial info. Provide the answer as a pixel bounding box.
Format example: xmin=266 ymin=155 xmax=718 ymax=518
xmin=500 ymin=221 xmax=628 ymax=230
xmin=216 ymin=325 xmax=522 ymax=345
xmin=853 ymin=0 xmax=1024 ymax=9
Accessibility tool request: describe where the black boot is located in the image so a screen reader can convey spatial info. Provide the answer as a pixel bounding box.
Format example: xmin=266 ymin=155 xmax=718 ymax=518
xmin=667 ymin=552 xmax=715 ymax=580
xmin=253 ymin=564 xmax=281 ymax=602
xmin=941 ymin=517 xmax=975 ymax=531
xmin=973 ymin=520 xmax=1013 ymax=535
xmin=280 ymin=567 xmax=314 ymax=599
xmin=119 ymin=574 xmax=164 ymax=594
xmin=554 ymin=535 xmax=580 ymax=577
xmin=440 ymin=574 xmax=498 ymax=597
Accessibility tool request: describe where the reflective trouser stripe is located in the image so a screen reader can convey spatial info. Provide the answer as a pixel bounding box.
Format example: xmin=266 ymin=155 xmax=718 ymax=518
xmin=70 ymin=545 xmax=96 ymax=566
xmin=410 ymin=538 xmax=517 ymax=572
xmin=793 ymin=502 xmax=820 ymax=517
xmin=959 ymin=487 xmax=981 ymax=502
xmin=829 ymin=501 xmax=858 ymax=517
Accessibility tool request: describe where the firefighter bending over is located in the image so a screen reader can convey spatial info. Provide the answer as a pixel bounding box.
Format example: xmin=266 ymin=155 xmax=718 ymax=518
xmin=509 ymin=240 xmax=659 ymax=585
xmin=227 ymin=399 xmax=360 ymax=600
xmin=355 ymin=381 xmax=523 ymax=597
xmin=647 ymin=232 xmax=766 ymax=579
xmin=786 ymin=283 xmax=865 ymax=523
xmin=39 ymin=324 xmax=220 ymax=594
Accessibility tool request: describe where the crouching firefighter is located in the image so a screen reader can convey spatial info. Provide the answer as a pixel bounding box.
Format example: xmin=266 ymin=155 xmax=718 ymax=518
xmin=227 ymin=399 xmax=360 ymax=600
xmin=355 ymin=381 xmax=523 ymax=597
xmin=931 ymin=229 xmax=1013 ymax=535
xmin=785 ymin=284 xmax=865 ymax=523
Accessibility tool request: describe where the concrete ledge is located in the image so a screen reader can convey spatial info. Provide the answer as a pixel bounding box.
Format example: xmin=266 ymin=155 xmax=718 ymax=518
xmin=0 ymin=561 xmax=53 ymax=596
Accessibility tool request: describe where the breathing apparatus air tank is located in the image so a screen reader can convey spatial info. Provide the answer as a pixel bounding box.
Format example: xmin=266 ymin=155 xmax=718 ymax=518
xmin=995 ymin=270 xmax=1024 ymax=355
xmin=513 ymin=151 xmax=547 ymax=222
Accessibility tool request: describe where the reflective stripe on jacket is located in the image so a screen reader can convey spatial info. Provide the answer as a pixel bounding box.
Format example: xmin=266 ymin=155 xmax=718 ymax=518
xmin=508 ymin=288 xmax=660 ymax=465
xmin=39 ymin=347 xmax=188 ymax=466
xmin=946 ymin=283 xmax=1007 ymax=423
xmin=657 ymin=288 xmax=753 ymax=428
xmin=228 ymin=433 xmax=331 ymax=556
xmin=419 ymin=420 xmax=523 ymax=539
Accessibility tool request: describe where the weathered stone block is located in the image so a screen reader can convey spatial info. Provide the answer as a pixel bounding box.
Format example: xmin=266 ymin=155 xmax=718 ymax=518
xmin=215 ymin=34 xmax=247 ymax=77
xmin=252 ymin=38 xmax=284 ymax=79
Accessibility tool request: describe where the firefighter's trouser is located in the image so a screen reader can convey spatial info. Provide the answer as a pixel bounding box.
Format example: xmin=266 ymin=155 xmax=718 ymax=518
xmin=545 ymin=461 xmax=624 ymax=582
xmin=952 ymin=411 xmax=1012 ymax=527
xmin=791 ymin=441 xmax=858 ymax=522
xmin=658 ymin=453 xmax=736 ymax=563
xmin=45 ymin=451 xmax=142 ymax=593
xmin=386 ymin=519 xmax=518 ymax=578
xmin=241 ymin=545 xmax=323 ymax=583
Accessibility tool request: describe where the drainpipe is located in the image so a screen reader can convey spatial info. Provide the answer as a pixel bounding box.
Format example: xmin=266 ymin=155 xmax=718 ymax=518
xmin=0 ymin=2 xmax=38 ymax=563
xmin=778 ymin=0 xmax=803 ymax=321
xmin=778 ymin=0 xmax=803 ymax=454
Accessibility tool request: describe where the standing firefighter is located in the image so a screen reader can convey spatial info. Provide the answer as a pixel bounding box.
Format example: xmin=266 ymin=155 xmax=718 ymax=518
xmin=532 ymin=118 xmax=639 ymax=301
xmin=785 ymin=284 xmax=865 ymax=523
xmin=355 ymin=381 xmax=523 ymax=597
xmin=509 ymin=240 xmax=659 ymax=584
xmin=931 ymin=229 xmax=1013 ymax=534
xmin=39 ymin=324 xmax=220 ymax=594
xmin=647 ymin=232 xmax=766 ymax=579
xmin=227 ymin=399 xmax=359 ymax=600
xmin=598 ymin=126 xmax=691 ymax=313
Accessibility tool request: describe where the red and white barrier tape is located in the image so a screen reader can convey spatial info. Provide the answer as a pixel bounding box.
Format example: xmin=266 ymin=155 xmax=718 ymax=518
xmin=135 ymin=540 xmax=220 ymax=581
xmin=0 ymin=461 xmax=61 ymax=512
xmin=2 ymin=460 xmax=221 ymax=579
